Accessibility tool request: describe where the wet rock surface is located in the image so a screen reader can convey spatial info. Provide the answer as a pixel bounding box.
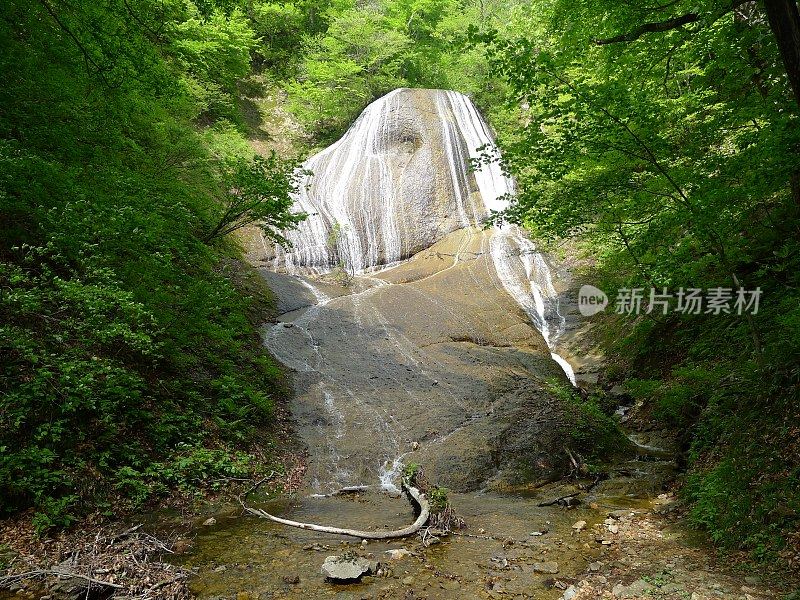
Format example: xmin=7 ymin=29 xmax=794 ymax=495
xmin=268 ymin=89 xmax=513 ymax=273
xmin=262 ymin=228 xmax=575 ymax=492
xmin=320 ymin=554 xmax=374 ymax=582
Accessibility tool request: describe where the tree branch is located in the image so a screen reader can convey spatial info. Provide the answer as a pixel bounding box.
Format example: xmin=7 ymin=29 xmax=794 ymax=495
xmin=241 ymin=481 xmax=430 ymax=540
xmin=596 ymin=12 xmax=699 ymax=44
xmin=38 ymin=0 xmax=112 ymax=87
xmin=594 ymin=0 xmax=752 ymax=45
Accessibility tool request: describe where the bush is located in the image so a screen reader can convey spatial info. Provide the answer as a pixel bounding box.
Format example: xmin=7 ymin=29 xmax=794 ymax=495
xmin=0 ymin=0 xmax=291 ymax=531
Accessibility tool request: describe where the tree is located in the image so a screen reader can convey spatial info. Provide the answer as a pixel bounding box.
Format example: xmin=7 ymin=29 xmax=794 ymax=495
xmin=472 ymin=0 xmax=800 ymax=558
xmin=0 ymin=0 xmax=293 ymax=528
xmin=287 ymin=5 xmax=412 ymax=140
xmin=204 ymin=153 xmax=306 ymax=244
xmin=593 ymin=0 xmax=800 ymax=109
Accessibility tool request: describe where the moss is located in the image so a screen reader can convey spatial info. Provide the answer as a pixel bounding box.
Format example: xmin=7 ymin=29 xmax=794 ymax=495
xmin=546 ymin=379 xmax=631 ymax=464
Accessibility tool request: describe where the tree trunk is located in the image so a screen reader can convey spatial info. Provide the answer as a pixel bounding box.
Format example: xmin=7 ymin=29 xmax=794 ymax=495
xmin=763 ymin=0 xmax=800 ymax=106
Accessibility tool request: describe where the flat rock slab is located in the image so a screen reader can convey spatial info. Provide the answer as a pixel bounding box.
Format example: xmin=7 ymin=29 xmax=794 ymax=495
xmin=531 ymin=561 xmax=560 ymax=574
xmin=321 ymin=554 xmax=374 ymax=582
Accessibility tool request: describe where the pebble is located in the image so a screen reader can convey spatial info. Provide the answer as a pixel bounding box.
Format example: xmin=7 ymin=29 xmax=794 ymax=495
xmin=440 ymin=580 xmax=460 ymax=590
xmin=402 ymin=576 xmax=414 ymax=586
xmin=202 ymin=517 xmax=216 ymax=526
xmin=531 ymin=561 xmax=559 ymax=574
xmin=572 ymin=520 xmax=587 ymax=531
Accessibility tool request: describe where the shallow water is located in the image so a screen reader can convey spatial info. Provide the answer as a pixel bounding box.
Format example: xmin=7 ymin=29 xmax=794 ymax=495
xmin=182 ymin=466 xmax=673 ymax=600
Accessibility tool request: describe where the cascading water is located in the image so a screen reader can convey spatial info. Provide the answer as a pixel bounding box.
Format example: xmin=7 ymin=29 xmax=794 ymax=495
xmin=261 ymin=87 xmax=585 ymax=494
xmin=272 ymin=88 xmax=574 ymax=384
xmin=435 ymin=90 xmax=576 ymax=384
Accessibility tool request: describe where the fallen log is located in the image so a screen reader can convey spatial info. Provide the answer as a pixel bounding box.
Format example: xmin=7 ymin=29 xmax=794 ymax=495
xmin=310 ymin=485 xmax=369 ymax=498
xmin=242 ymin=483 xmax=430 ymax=540
xmin=537 ymin=491 xmax=580 ymax=507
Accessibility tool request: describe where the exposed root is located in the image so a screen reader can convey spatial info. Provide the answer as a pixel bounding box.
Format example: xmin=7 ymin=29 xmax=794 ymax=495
xmin=427 ymin=503 xmax=465 ymax=532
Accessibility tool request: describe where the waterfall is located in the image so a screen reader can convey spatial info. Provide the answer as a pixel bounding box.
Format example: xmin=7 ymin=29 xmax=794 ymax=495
xmin=273 ymin=88 xmax=574 ymax=384
xmin=437 ymin=90 xmax=576 ymax=384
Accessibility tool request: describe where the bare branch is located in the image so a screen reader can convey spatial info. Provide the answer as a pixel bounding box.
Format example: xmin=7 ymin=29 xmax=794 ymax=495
xmin=0 ymin=569 xmax=124 ymax=589
xmin=594 ymin=0 xmax=752 ymax=45
xmin=240 ymin=480 xmax=430 ymax=540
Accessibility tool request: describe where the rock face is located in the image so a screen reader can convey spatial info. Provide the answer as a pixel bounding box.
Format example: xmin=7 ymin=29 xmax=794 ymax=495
xmin=272 ymin=89 xmax=509 ymax=274
xmin=267 ymin=88 xmax=574 ymax=382
xmin=260 ymin=89 xmax=581 ymax=492
xmin=265 ymin=228 xmax=575 ymax=491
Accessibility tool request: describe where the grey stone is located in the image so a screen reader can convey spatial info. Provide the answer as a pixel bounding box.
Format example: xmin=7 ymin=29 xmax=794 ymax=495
xmin=321 ymin=554 xmax=373 ymax=582
xmin=531 ymin=561 xmax=559 ymax=574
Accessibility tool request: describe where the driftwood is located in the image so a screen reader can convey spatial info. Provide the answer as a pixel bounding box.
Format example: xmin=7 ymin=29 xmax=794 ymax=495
xmin=0 ymin=569 xmax=124 ymax=589
xmin=310 ymin=485 xmax=369 ymax=498
xmin=537 ymin=492 xmax=580 ymax=507
xmin=241 ymin=482 xmax=430 ymax=540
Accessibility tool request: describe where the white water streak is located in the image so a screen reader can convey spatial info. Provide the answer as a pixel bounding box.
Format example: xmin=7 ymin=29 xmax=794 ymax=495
xmin=277 ymin=89 xmax=574 ymax=381
xmin=440 ymin=91 xmax=576 ymax=385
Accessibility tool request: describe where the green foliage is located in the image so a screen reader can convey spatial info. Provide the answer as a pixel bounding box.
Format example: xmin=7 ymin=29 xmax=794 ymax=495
xmin=547 ymin=380 xmax=630 ymax=462
xmin=287 ymin=3 xmax=413 ymax=142
xmin=0 ymin=0 xmax=295 ymax=531
xmin=402 ymin=462 xmax=421 ymax=484
xmin=428 ymin=485 xmax=449 ymax=513
xmin=250 ymin=2 xmax=306 ymax=75
xmin=172 ymin=5 xmax=257 ymax=116
xmin=472 ymin=0 xmax=800 ymax=560
xmin=279 ymin=0 xmax=516 ymax=144
xmin=204 ymin=153 xmax=307 ymax=244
